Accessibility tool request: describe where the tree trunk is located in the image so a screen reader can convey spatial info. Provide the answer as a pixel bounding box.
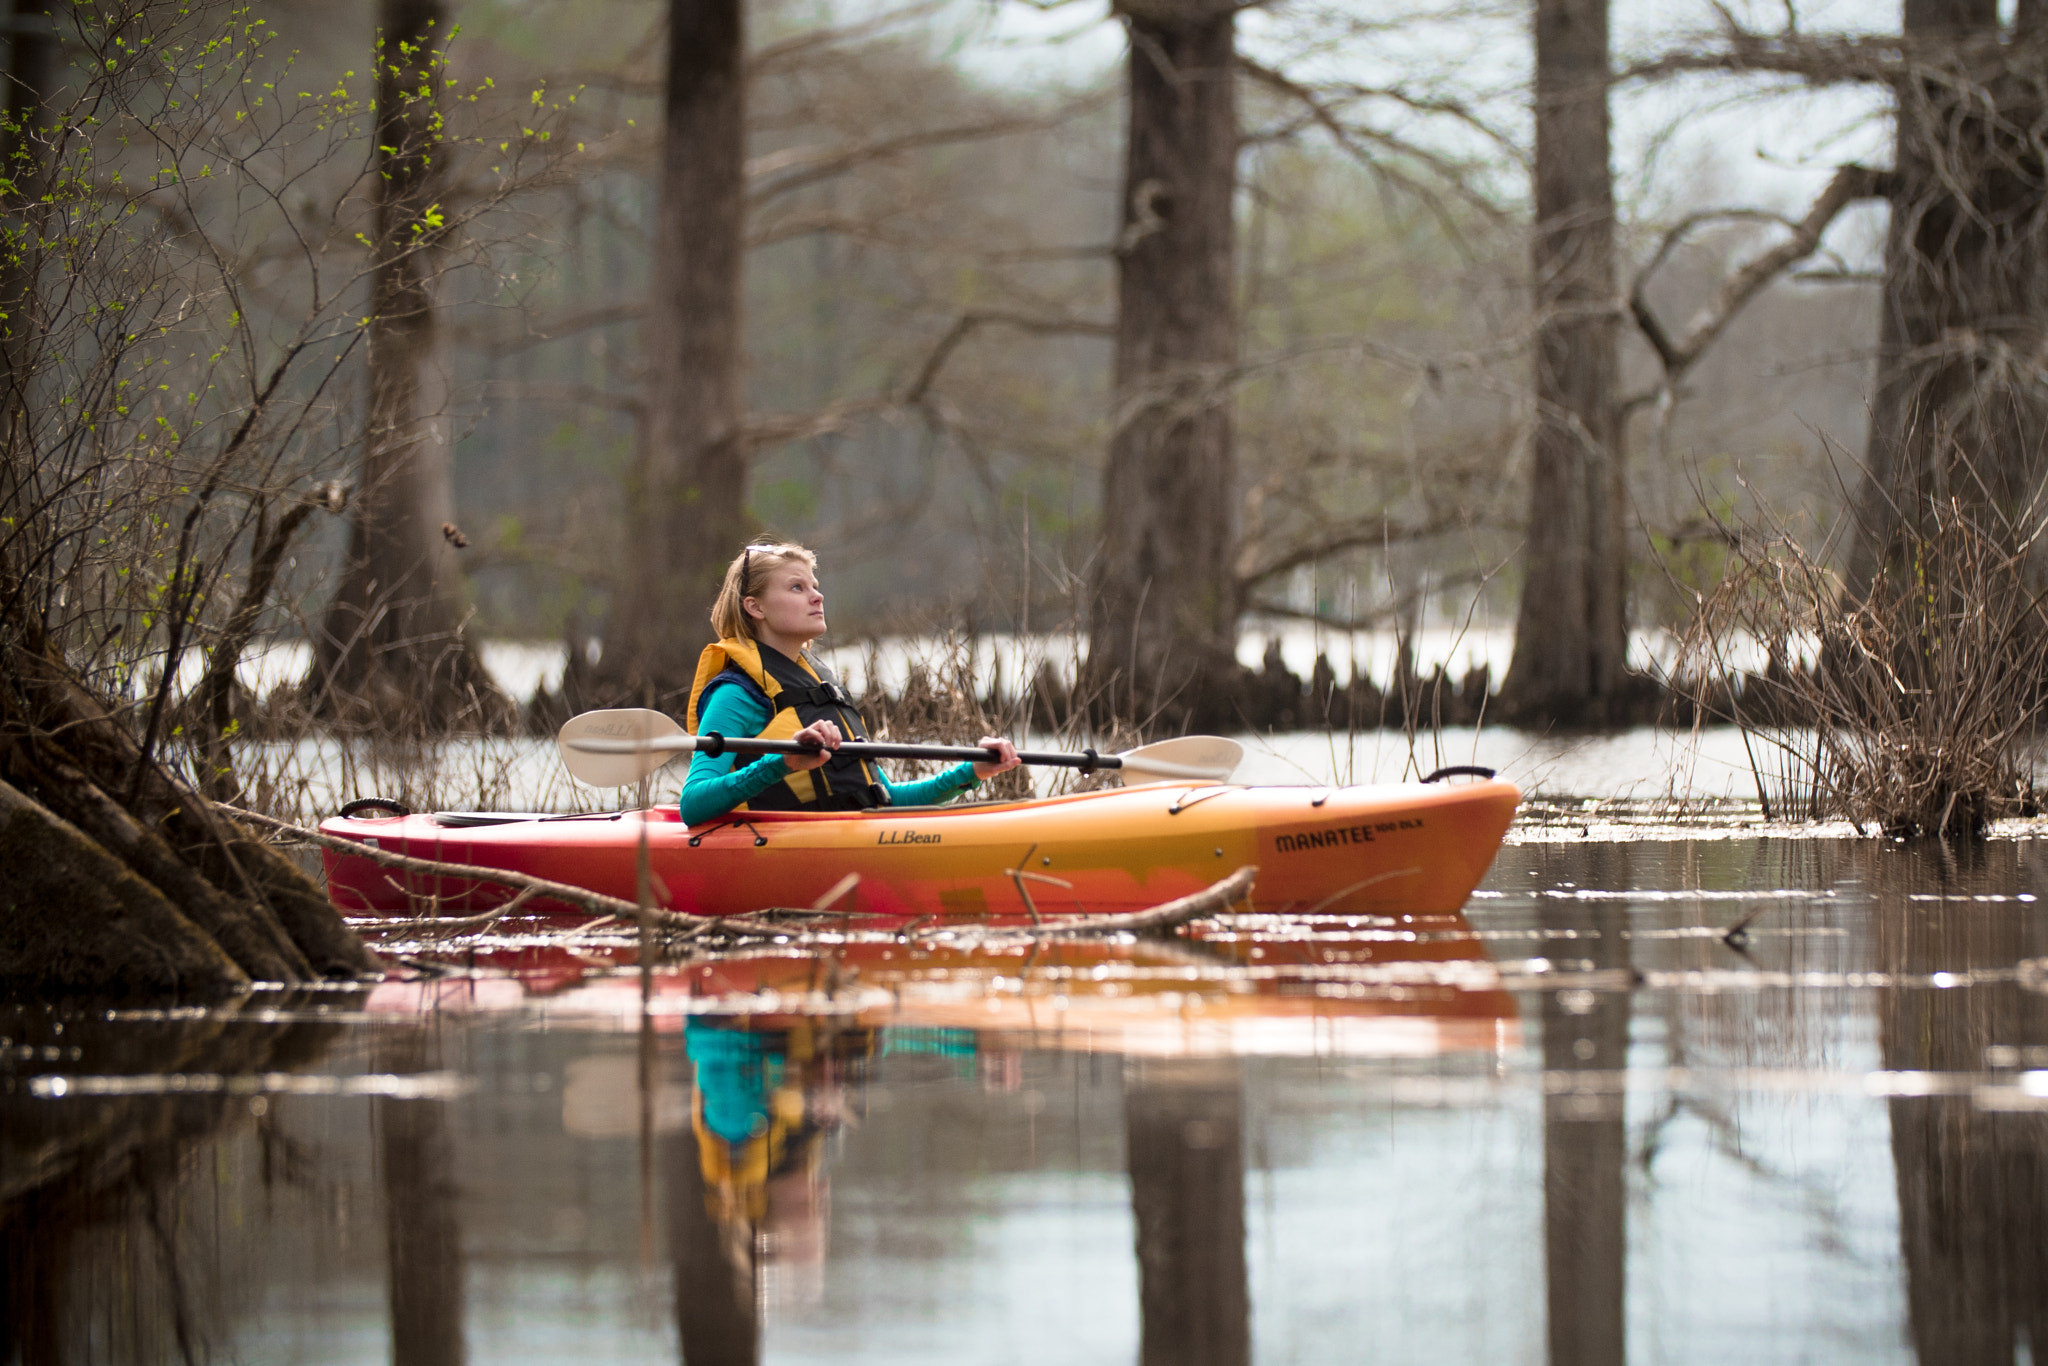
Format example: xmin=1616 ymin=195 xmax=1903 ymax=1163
xmin=0 ymin=0 xmax=61 ymax=609
xmin=0 ymin=619 xmax=377 ymax=995
xmin=0 ymin=776 xmax=249 ymax=997
xmin=1499 ymin=0 xmax=1627 ymax=725
xmin=1843 ymin=0 xmax=2048 ymax=603
xmin=309 ymin=0 xmax=502 ymax=731
xmin=1084 ymin=0 xmax=1240 ymax=730
xmin=582 ymin=0 xmax=748 ymax=709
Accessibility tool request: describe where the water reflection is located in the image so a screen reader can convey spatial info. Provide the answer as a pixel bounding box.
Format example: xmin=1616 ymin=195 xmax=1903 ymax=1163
xmin=20 ymin=838 xmax=2048 ymax=1361
xmin=672 ymin=1019 xmax=868 ymax=1365
xmin=380 ymin=1027 xmax=467 ymax=1366
xmin=1534 ymin=845 xmax=1632 ymax=1366
xmin=1125 ymin=1059 xmax=1249 ymax=1366
xmin=1873 ymin=842 xmax=2048 ymax=1364
xmin=0 ymin=998 xmax=343 ymax=1364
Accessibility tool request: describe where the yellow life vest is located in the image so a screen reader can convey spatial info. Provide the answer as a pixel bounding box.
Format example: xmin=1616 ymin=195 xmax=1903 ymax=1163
xmin=684 ymin=635 xmax=885 ymax=811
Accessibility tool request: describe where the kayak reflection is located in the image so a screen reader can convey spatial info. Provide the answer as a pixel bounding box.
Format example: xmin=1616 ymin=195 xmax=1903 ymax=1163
xmin=599 ymin=909 xmax=1517 ymax=1362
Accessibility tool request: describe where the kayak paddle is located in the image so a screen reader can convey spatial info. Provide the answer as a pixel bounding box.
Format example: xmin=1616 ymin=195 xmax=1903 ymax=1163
xmin=556 ymin=708 xmax=1243 ymax=789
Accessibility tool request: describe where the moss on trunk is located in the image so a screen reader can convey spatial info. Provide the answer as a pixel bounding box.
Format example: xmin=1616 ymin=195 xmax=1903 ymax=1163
xmin=0 ymin=782 xmax=248 ymax=999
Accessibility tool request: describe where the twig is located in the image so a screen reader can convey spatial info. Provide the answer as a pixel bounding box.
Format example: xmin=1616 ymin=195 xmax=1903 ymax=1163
xmin=1032 ymin=865 xmax=1257 ymax=937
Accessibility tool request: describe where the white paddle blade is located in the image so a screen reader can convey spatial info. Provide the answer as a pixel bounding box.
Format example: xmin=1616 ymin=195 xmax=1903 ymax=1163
xmin=1116 ymin=735 xmax=1244 ymax=783
xmin=557 ymin=708 xmax=687 ymax=788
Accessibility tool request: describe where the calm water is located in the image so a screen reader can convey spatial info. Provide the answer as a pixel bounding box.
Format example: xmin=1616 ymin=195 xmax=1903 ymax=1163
xmin=9 ymin=831 xmax=2048 ymax=1364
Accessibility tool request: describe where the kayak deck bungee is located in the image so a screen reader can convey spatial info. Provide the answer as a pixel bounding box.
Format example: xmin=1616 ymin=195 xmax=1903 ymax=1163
xmin=320 ymin=777 xmax=1519 ymax=923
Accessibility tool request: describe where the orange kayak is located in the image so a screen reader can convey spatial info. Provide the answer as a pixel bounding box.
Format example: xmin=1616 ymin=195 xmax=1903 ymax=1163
xmin=320 ymin=778 xmax=1519 ymax=921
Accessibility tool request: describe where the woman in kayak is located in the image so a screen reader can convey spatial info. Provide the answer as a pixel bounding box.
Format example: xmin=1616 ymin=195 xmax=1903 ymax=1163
xmin=680 ymin=541 xmax=1020 ymax=825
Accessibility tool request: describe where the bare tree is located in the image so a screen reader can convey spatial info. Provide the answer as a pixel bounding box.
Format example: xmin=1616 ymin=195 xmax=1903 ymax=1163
xmin=576 ymin=0 xmax=747 ymax=707
xmin=1497 ymin=0 xmax=1626 ymax=724
xmin=1085 ymin=0 xmax=1242 ymax=728
xmin=309 ymin=0 xmax=504 ymax=729
xmin=1844 ymin=0 xmax=2048 ymax=599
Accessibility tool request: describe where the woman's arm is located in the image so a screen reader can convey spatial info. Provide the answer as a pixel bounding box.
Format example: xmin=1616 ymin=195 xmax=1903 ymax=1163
xmin=882 ymin=763 xmax=981 ymax=807
xmin=882 ymin=736 xmax=1021 ymax=807
xmin=678 ymin=687 xmax=790 ymax=825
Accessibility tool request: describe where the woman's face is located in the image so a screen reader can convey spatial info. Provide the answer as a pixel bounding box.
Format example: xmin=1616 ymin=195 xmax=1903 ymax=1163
xmin=746 ymin=560 xmax=827 ymax=645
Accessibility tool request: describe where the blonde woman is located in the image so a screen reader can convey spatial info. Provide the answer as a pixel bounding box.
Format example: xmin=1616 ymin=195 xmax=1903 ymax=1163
xmin=679 ymin=542 xmax=1020 ymax=824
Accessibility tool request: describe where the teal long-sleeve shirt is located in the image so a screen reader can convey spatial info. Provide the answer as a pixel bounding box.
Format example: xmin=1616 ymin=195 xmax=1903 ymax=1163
xmin=678 ymin=683 xmax=981 ymax=826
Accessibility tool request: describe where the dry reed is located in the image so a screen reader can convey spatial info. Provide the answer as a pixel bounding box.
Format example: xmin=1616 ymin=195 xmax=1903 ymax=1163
xmin=1674 ymin=499 xmax=2048 ymax=837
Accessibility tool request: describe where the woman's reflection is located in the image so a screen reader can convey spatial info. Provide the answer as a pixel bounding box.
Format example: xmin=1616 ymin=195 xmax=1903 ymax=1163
xmin=672 ymin=1018 xmax=866 ymax=1366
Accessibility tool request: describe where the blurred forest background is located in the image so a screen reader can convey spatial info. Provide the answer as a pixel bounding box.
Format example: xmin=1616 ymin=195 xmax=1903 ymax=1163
xmin=13 ymin=0 xmax=2036 ymax=750
xmin=362 ymin=0 xmax=1877 ymax=653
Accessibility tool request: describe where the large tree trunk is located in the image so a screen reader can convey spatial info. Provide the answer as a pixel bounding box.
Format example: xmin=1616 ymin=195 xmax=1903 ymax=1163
xmin=308 ymin=0 xmax=502 ymax=731
xmin=1083 ymin=0 xmax=1240 ymax=730
xmin=1843 ymin=0 xmax=2048 ymax=603
xmin=0 ymin=619 xmax=376 ymax=996
xmin=1498 ymin=0 xmax=1627 ymax=725
xmin=0 ymin=0 xmax=60 ymax=609
xmin=582 ymin=0 xmax=748 ymax=709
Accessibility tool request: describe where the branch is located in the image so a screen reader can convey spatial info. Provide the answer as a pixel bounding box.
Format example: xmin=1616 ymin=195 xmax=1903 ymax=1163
xmin=1629 ymin=163 xmax=1891 ymax=382
xmin=220 ymin=805 xmax=662 ymax=923
xmin=748 ymin=97 xmax=1109 ymax=208
xmin=1237 ymin=56 xmax=1510 ymax=226
xmin=901 ymin=308 xmax=1114 ymax=406
xmin=456 ymin=301 xmax=645 ymax=357
xmin=1036 ymin=865 xmax=1256 ymax=936
xmin=1237 ymin=513 xmax=1488 ymax=589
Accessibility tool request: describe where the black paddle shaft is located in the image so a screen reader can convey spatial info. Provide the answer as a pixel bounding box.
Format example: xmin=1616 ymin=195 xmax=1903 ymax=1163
xmin=693 ymin=731 xmax=1122 ymax=772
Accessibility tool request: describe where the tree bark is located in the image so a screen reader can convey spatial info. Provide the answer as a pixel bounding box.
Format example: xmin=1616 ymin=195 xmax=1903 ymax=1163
xmin=0 ymin=776 xmax=249 ymax=998
xmin=1843 ymin=1 xmax=2048 ymax=602
xmin=309 ymin=0 xmax=502 ymax=731
xmin=1499 ymin=0 xmax=1627 ymax=725
xmin=584 ymin=0 xmax=748 ymax=708
xmin=1 ymin=618 xmax=378 ymax=992
xmin=1084 ymin=0 xmax=1240 ymax=730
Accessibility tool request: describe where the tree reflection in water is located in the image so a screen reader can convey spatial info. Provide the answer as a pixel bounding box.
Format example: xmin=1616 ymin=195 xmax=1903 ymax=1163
xmin=0 ymin=1000 xmax=340 ymax=1365
xmin=379 ymin=1024 xmax=467 ymax=1366
xmin=1874 ymin=841 xmax=2048 ymax=1364
xmin=1538 ymin=843 xmax=1632 ymax=1366
xmin=1124 ymin=1057 xmax=1250 ymax=1366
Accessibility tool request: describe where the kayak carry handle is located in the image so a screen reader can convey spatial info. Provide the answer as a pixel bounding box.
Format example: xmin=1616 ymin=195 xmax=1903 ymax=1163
xmin=1421 ymin=765 xmax=1496 ymax=783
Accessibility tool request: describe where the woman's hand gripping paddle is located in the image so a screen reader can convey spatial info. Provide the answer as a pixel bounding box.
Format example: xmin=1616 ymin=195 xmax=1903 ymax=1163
xmin=555 ymin=708 xmax=1244 ymax=789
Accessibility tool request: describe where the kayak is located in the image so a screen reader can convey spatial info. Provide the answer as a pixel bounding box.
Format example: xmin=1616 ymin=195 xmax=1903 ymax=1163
xmin=320 ymin=777 xmax=1519 ymax=922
